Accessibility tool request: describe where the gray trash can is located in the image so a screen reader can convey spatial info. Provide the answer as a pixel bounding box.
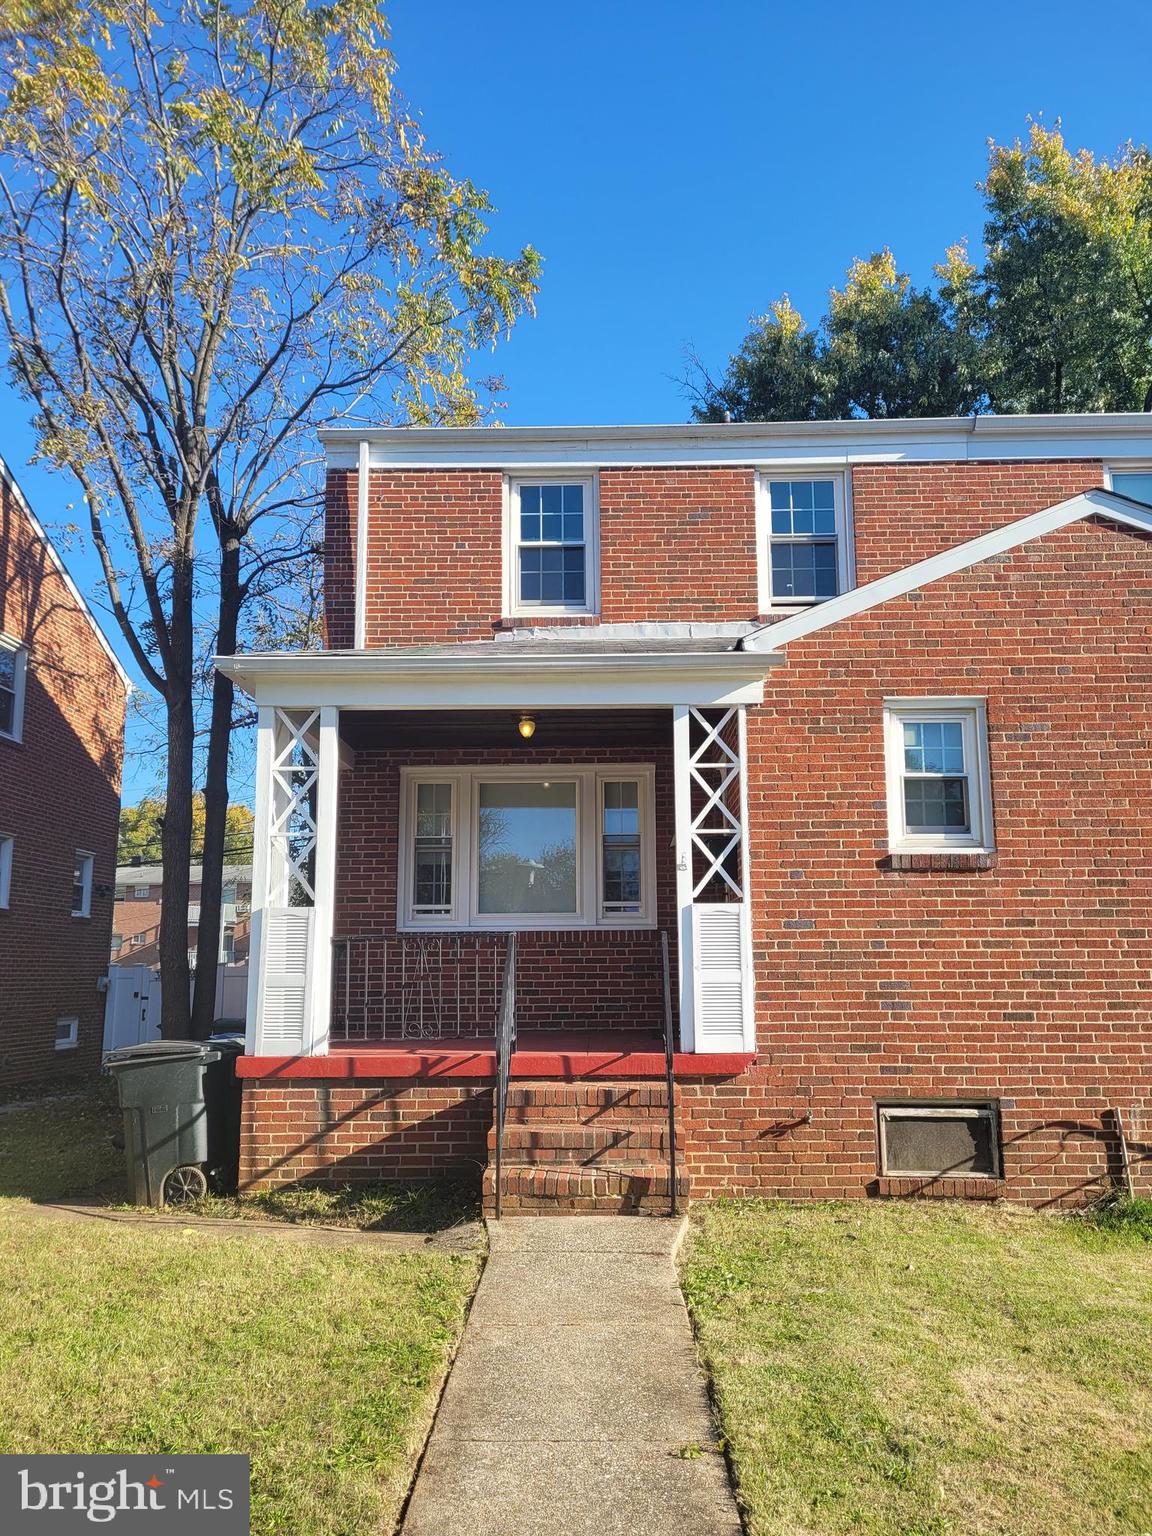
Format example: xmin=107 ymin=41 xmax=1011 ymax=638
xmin=105 ymin=1040 xmax=222 ymax=1207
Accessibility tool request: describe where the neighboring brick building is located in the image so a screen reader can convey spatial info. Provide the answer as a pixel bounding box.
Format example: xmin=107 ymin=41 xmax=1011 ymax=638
xmin=0 ymin=456 xmax=129 ymax=1089
xmin=220 ymin=413 xmax=1152 ymax=1211
xmin=112 ymin=864 xmax=252 ymax=969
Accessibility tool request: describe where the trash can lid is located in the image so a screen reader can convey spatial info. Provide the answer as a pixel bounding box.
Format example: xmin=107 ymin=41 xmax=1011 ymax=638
xmin=104 ymin=1040 xmax=220 ymax=1065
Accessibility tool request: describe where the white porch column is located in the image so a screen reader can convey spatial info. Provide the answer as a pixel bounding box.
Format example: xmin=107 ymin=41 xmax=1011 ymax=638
xmin=672 ymin=703 xmax=756 ymax=1054
xmin=245 ymin=705 xmax=340 ymax=1056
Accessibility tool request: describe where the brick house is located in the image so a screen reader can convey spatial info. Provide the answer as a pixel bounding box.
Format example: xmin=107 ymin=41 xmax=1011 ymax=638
xmin=218 ymin=413 xmax=1152 ymax=1210
xmin=112 ymin=864 xmax=253 ymax=969
xmin=0 ymin=455 xmax=129 ymax=1089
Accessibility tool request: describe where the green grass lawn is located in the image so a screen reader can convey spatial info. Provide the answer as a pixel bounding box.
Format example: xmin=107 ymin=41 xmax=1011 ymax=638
xmin=682 ymin=1200 xmax=1152 ymax=1536
xmin=0 ymin=1089 xmax=480 ymax=1535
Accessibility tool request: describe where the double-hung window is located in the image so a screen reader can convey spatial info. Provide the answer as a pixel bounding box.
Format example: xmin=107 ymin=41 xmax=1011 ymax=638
xmin=400 ymin=765 xmax=654 ymax=930
xmin=72 ymin=851 xmax=94 ymax=917
xmin=0 ymin=638 xmax=27 ymax=742
xmin=883 ymin=699 xmax=994 ymax=853
xmin=759 ymin=474 xmax=851 ymax=608
xmin=506 ymin=477 xmax=598 ymax=616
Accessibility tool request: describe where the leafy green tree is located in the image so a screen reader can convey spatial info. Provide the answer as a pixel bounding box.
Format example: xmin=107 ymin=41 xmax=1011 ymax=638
xmin=693 ymin=123 xmax=1152 ymax=422
xmin=0 ymin=0 xmax=539 ymax=1036
xmin=118 ymin=796 xmax=255 ymax=866
xmin=944 ymin=124 xmax=1152 ymax=412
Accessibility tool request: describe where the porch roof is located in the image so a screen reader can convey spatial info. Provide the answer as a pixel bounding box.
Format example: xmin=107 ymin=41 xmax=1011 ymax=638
xmin=215 ymin=634 xmax=781 ymax=709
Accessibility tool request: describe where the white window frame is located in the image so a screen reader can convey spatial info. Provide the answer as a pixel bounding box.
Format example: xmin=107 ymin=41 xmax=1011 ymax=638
xmin=398 ymin=763 xmax=656 ymax=931
xmin=0 ymin=635 xmax=28 ymax=743
xmin=0 ymin=833 xmax=12 ymax=908
xmin=54 ymin=1015 xmax=79 ymax=1052
xmin=134 ymin=885 xmax=150 ymax=899
xmin=130 ymin=932 xmax=147 ymax=947
xmin=756 ymin=470 xmax=854 ymax=613
xmin=883 ymin=697 xmax=994 ymax=854
xmin=72 ymin=850 xmax=94 ymax=918
xmin=1104 ymin=462 xmax=1152 ymax=506
xmin=877 ymin=1101 xmax=1001 ymax=1179
xmin=503 ymin=474 xmax=600 ymax=618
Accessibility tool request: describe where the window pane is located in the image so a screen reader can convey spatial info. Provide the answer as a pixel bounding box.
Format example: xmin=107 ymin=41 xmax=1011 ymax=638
xmin=1111 ymin=472 xmax=1152 ymax=507
xmin=520 ymin=485 xmax=540 ymax=516
xmin=562 ymin=484 xmax=584 ymax=514
xmin=413 ymin=783 xmax=452 ymax=911
xmin=768 ymin=479 xmax=836 ymax=535
xmin=520 ymin=510 xmax=541 ymax=541
xmin=904 ymin=721 xmax=966 ymax=775
xmin=0 ymin=689 xmax=11 ymax=736
xmin=520 ymin=547 xmax=586 ymax=606
xmin=542 ymin=510 xmax=563 ymax=541
xmin=881 ymin=1109 xmax=997 ymax=1175
xmin=478 ymin=781 xmax=577 ymax=914
xmin=771 ymin=541 xmax=838 ymax=600
xmin=602 ymin=781 xmax=641 ymax=911
xmin=904 ymin=777 xmax=970 ymax=831
xmin=541 ymin=484 xmax=563 ymax=514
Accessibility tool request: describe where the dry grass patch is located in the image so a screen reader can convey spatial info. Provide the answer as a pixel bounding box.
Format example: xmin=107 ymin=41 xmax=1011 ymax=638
xmin=682 ymin=1200 xmax=1152 ymax=1536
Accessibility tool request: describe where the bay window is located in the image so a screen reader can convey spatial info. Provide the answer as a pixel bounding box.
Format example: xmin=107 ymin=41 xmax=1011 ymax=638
xmin=399 ymin=765 xmax=655 ymax=930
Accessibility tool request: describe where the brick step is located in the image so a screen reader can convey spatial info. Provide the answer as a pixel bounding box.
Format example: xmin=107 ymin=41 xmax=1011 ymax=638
xmin=482 ymin=1163 xmax=689 ymax=1216
xmin=503 ymin=1083 xmax=672 ymax=1125
xmin=489 ymin=1122 xmax=672 ymax=1164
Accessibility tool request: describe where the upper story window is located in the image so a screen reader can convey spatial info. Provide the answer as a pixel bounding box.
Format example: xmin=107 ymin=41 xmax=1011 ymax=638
xmin=72 ymin=851 xmax=94 ymax=917
xmin=1109 ymin=469 xmax=1152 ymax=506
xmin=757 ymin=473 xmax=852 ymax=610
xmin=0 ymin=637 xmax=28 ymax=742
xmin=504 ymin=477 xmax=599 ymax=617
xmin=399 ymin=764 xmax=655 ymax=931
xmin=134 ymin=885 xmax=150 ymax=899
xmin=0 ymin=834 xmax=12 ymax=908
xmin=883 ymin=698 xmax=994 ymax=854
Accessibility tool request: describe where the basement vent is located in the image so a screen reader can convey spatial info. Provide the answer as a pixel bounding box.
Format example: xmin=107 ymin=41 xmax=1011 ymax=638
xmin=877 ymin=1102 xmax=1000 ymax=1178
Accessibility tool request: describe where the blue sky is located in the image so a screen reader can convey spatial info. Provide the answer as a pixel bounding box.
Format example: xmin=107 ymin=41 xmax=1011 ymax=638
xmin=5 ymin=0 xmax=1151 ymax=804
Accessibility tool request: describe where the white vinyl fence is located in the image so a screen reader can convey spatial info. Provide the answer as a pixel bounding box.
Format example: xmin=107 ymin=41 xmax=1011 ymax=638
xmin=102 ymin=961 xmax=249 ymax=1051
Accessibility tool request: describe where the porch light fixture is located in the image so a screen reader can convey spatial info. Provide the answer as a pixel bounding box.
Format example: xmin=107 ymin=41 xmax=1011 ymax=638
xmin=517 ymin=714 xmax=536 ymax=740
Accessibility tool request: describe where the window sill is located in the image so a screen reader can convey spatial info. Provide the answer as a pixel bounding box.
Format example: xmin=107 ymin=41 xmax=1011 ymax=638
xmin=54 ymin=1041 xmax=78 ymax=1053
xmin=873 ymin=1174 xmax=1005 ymax=1200
xmin=882 ymin=850 xmax=998 ymax=872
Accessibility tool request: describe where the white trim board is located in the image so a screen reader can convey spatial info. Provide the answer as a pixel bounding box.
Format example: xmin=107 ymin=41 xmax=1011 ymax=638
xmin=0 ymin=453 xmax=132 ymax=692
xmin=318 ymin=412 xmax=1152 ymax=471
xmin=743 ymin=489 xmax=1152 ymax=652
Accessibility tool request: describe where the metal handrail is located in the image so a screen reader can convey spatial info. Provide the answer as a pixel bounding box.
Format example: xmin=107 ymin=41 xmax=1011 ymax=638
xmin=660 ymin=929 xmax=678 ymax=1217
xmin=493 ymin=931 xmax=518 ymax=1220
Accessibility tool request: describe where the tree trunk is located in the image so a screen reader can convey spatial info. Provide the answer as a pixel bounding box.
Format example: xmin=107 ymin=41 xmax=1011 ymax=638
xmin=159 ymin=681 xmax=195 ymax=1039
xmin=191 ymin=532 xmax=241 ymax=1039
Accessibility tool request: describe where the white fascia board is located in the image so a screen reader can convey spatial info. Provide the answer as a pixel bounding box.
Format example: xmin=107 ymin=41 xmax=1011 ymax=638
xmin=0 ymin=454 xmax=133 ymax=692
xmin=214 ymin=648 xmax=778 ymax=710
xmin=745 ymin=489 xmax=1152 ymax=652
xmin=318 ymin=413 xmax=1152 ymax=472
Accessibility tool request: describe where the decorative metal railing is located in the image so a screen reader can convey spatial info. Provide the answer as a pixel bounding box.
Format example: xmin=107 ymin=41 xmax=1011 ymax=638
xmin=330 ymin=933 xmax=504 ymax=1041
xmin=493 ymin=932 xmax=518 ymax=1220
xmin=660 ymin=929 xmax=679 ymax=1217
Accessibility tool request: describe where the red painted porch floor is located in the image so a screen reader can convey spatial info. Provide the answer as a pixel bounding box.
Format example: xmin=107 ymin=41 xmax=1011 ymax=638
xmin=236 ymin=1030 xmax=754 ymax=1080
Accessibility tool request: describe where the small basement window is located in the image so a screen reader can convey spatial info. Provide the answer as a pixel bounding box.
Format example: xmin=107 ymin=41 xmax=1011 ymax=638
xmin=54 ymin=1016 xmax=79 ymax=1052
xmin=877 ymin=1102 xmax=1001 ymax=1178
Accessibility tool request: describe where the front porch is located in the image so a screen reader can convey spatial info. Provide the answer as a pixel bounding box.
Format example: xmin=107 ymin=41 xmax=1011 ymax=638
xmin=219 ymin=639 xmax=775 ymax=1208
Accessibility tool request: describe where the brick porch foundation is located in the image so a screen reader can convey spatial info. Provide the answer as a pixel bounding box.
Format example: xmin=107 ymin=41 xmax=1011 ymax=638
xmin=239 ymin=1062 xmax=1150 ymax=1207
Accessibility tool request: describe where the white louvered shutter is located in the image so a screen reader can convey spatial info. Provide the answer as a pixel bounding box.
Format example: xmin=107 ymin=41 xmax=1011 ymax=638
xmin=693 ymin=906 xmax=746 ymax=1049
xmin=257 ymin=908 xmax=313 ymax=1053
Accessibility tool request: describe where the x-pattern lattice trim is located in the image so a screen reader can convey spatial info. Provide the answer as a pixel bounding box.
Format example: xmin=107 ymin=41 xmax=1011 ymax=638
xmin=688 ymin=707 xmax=744 ymax=900
xmin=268 ymin=709 xmax=320 ymax=906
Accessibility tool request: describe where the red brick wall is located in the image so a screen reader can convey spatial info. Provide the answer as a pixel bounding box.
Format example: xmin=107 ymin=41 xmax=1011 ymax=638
xmin=0 ymin=477 xmax=127 ymax=1088
xmin=239 ymin=1079 xmax=492 ymax=1187
xmin=333 ymin=741 xmax=677 ymax=1035
xmin=322 ymin=459 xmax=1109 ymax=647
xmin=682 ymin=511 xmax=1151 ymax=1207
xmin=850 ymin=459 xmax=1102 ymax=583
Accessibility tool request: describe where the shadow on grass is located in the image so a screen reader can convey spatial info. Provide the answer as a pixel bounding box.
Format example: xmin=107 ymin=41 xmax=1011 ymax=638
xmin=0 ymin=1080 xmax=482 ymax=1232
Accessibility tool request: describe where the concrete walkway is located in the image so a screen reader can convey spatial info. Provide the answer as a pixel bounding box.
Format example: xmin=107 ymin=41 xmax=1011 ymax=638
xmin=401 ymin=1216 xmax=742 ymax=1536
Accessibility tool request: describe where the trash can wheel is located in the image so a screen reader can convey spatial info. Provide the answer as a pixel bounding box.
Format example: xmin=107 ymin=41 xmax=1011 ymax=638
xmin=162 ymin=1165 xmax=208 ymax=1206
